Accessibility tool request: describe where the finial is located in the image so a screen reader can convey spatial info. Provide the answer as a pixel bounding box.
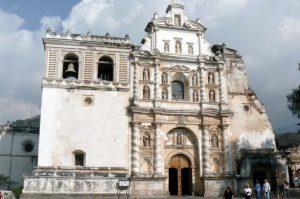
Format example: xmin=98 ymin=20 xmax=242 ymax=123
xmin=87 ymin=30 xmax=91 ymax=36
xmin=125 ymin=34 xmax=130 ymax=40
xmin=171 ymin=0 xmax=177 ymax=4
xmin=105 ymin=32 xmax=110 ymax=37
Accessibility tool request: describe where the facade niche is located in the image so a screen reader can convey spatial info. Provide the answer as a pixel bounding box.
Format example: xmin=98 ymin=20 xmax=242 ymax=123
xmin=164 ymin=42 xmax=170 ymax=52
xmin=143 ymin=85 xmax=150 ymax=99
xmin=143 ymin=68 xmax=150 ymax=81
xmin=162 ymin=88 xmax=168 ymax=100
xmin=73 ymin=150 xmax=85 ymax=166
xmin=98 ymin=56 xmax=113 ymax=81
xmin=174 ymin=14 xmax=181 ymax=26
xmin=162 ymin=72 xmax=168 ymax=84
xmin=175 ymin=41 xmax=182 ymax=53
xmin=211 ymin=134 xmax=219 ymax=148
xmin=188 ymin=44 xmax=193 ymax=55
xmin=209 ymin=89 xmax=216 ymax=102
xmin=208 ymin=72 xmax=214 ymax=84
xmin=62 ymin=53 xmax=79 ymax=80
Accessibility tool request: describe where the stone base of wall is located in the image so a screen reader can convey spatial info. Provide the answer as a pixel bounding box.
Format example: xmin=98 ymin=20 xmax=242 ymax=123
xmin=203 ymin=176 xmax=235 ymax=197
xmin=21 ymin=168 xmax=168 ymax=198
xmin=130 ymin=177 xmax=168 ymax=198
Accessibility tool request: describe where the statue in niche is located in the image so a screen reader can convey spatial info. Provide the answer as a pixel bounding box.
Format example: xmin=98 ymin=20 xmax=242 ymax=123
xmin=208 ymin=72 xmax=214 ymax=84
xmin=164 ymin=42 xmax=169 ymax=52
xmin=211 ymin=134 xmax=218 ymax=148
xmin=193 ymin=90 xmax=199 ymax=102
xmin=188 ymin=45 xmax=193 ymax=55
xmin=209 ymin=89 xmax=215 ymax=102
xmin=177 ymin=133 xmax=183 ymax=145
xmin=192 ymin=74 xmax=197 ymax=85
xmin=143 ymin=68 xmax=150 ymax=81
xmin=143 ymin=86 xmax=150 ymax=99
xmin=143 ymin=134 xmax=151 ymax=147
xmin=162 ymin=72 xmax=168 ymax=84
xmin=162 ymin=88 xmax=168 ymax=100
xmin=175 ymin=41 xmax=181 ymax=53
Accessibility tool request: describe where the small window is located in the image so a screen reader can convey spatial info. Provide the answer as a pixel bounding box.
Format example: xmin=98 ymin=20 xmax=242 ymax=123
xmin=23 ymin=140 xmax=34 ymax=152
xmin=175 ymin=41 xmax=182 ymax=54
xmin=74 ymin=151 xmax=85 ymax=166
xmin=98 ymin=56 xmax=113 ymax=81
xmin=188 ymin=44 xmax=193 ymax=55
xmin=164 ymin=42 xmax=169 ymax=52
xmin=174 ymin=14 xmax=181 ymax=26
xmin=83 ymin=96 xmax=93 ymax=106
xmin=63 ymin=53 xmax=79 ymax=80
xmin=172 ymin=81 xmax=184 ymax=100
xmin=243 ymin=105 xmax=250 ymax=112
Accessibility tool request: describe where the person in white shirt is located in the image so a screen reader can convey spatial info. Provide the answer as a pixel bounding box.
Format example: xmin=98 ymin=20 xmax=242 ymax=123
xmin=263 ymin=179 xmax=271 ymax=199
xmin=244 ymin=184 xmax=252 ymax=199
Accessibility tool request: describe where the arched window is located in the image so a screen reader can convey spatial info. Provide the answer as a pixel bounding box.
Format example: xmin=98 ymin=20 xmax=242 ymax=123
xmin=73 ymin=150 xmax=85 ymax=166
xmin=175 ymin=41 xmax=182 ymax=53
xmin=209 ymin=89 xmax=216 ymax=102
xmin=172 ymin=81 xmax=184 ymax=100
xmin=143 ymin=85 xmax=150 ymax=99
xmin=98 ymin=56 xmax=113 ymax=81
xmin=63 ymin=53 xmax=79 ymax=80
xmin=171 ymin=73 xmax=189 ymax=100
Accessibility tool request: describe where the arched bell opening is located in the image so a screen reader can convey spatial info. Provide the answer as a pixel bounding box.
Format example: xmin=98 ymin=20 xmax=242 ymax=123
xmin=63 ymin=53 xmax=79 ymax=80
xmin=98 ymin=56 xmax=113 ymax=81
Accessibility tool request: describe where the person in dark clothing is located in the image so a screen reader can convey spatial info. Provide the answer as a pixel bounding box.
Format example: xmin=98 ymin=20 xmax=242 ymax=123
xmin=224 ymin=186 xmax=234 ymax=199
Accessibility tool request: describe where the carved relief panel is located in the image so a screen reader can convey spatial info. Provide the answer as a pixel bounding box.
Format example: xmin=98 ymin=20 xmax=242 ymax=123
xmin=164 ymin=128 xmax=195 ymax=147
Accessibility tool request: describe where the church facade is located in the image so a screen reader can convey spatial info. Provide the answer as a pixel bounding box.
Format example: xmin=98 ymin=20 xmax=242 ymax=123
xmin=22 ymin=3 xmax=288 ymax=198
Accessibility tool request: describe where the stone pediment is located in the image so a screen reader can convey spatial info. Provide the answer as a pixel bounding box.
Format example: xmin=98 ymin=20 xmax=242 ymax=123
xmin=170 ymin=65 xmax=190 ymax=71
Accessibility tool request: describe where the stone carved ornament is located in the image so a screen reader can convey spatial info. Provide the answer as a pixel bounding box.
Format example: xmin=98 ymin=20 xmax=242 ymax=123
xmin=165 ymin=129 xmax=193 ymax=146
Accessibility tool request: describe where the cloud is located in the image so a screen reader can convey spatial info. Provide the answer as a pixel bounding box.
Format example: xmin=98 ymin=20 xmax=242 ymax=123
xmin=0 ymin=9 xmax=42 ymax=125
xmin=40 ymin=16 xmax=62 ymax=32
xmin=0 ymin=97 xmax=40 ymax=124
xmin=279 ymin=16 xmax=300 ymax=43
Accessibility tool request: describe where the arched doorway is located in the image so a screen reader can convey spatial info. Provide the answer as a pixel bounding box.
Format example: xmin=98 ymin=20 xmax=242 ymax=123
xmin=169 ymin=154 xmax=192 ymax=196
xmin=252 ymin=163 xmax=276 ymax=191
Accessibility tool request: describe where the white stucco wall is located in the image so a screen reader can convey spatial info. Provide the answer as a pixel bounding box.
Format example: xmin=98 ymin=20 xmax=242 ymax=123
xmin=38 ymin=87 xmax=130 ymax=168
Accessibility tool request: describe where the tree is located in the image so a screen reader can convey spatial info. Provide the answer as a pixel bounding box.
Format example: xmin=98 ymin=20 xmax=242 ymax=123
xmin=287 ymin=85 xmax=300 ymax=119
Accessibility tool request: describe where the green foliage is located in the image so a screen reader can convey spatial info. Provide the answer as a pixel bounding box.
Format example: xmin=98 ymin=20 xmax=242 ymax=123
xmin=0 ymin=174 xmax=16 ymax=188
xmin=10 ymin=186 xmax=22 ymax=199
xmin=287 ymin=85 xmax=300 ymax=119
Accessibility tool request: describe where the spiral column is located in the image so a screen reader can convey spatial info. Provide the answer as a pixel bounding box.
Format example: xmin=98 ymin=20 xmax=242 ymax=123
xmin=131 ymin=122 xmax=141 ymax=176
xmin=218 ymin=66 xmax=226 ymax=103
xmin=199 ymin=64 xmax=206 ymax=103
xmin=223 ymin=125 xmax=232 ymax=175
xmin=133 ymin=60 xmax=139 ymax=100
xmin=153 ymin=122 xmax=163 ymax=177
xmin=202 ymin=125 xmax=210 ymax=175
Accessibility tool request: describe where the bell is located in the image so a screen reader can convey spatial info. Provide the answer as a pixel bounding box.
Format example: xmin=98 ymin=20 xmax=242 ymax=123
xmin=64 ymin=63 xmax=77 ymax=79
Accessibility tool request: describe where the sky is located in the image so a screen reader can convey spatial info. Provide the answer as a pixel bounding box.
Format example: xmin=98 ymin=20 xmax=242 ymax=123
xmin=0 ymin=0 xmax=299 ymax=131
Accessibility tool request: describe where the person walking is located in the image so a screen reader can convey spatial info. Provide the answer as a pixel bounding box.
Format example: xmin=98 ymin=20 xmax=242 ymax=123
xmin=277 ymin=182 xmax=284 ymax=199
xmin=263 ymin=179 xmax=271 ymax=199
xmin=255 ymin=180 xmax=261 ymax=199
xmin=224 ymin=186 xmax=234 ymax=199
xmin=284 ymin=180 xmax=290 ymax=198
xmin=244 ymin=184 xmax=252 ymax=199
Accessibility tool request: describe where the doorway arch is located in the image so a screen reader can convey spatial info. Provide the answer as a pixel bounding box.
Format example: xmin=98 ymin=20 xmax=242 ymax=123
xmin=169 ymin=154 xmax=192 ymax=196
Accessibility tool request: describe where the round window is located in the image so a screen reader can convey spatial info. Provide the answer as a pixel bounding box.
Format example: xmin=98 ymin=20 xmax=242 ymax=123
xmin=23 ymin=141 xmax=34 ymax=152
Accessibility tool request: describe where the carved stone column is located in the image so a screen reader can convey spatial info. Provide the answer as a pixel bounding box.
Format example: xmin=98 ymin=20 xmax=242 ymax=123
xmin=133 ymin=59 xmax=139 ymax=100
xmin=131 ymin=122 xmax=141 ymax=176
xmin=223 ymin=125 xmax=232 ymax=175
xmin=218 ymin=66 xmax=226 ymax=103
xmin=202 ymin=125 xmax=210 ymax=175
xmin=199 ymin=64 xmax=206 ymax=103
xmin=153 ymin=122 xmax=163 ymax=176
xmin=154 ymin=59 xmax=161 ymax=107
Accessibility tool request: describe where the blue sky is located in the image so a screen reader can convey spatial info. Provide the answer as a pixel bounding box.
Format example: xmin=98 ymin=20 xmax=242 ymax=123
xmin=0 ymin=0 xmax=299 ymax=131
